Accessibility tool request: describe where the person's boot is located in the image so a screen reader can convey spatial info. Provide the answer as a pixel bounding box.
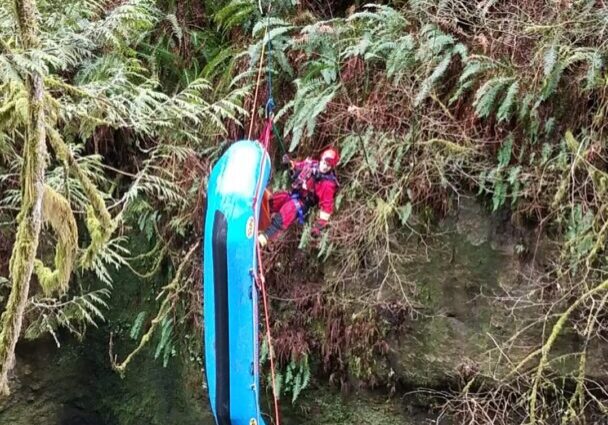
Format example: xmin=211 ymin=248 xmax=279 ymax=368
xmin=258 ymin=233 xmax=268 ymax=247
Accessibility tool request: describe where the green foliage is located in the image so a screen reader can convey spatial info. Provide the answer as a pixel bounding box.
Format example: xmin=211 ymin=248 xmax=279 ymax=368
xmin=473 ymin=77 xmax=514 ymax=119
xmin=1 ymin=0 xmax=247 ymax=357
xmin=283 ymin=355 xmax=311 ymax=403
xmin=385 ymin=35 xmax=416 ymax=84
xmin=261 ymin=339 xmax=311 ymax=404
xmin=338 ymin=133 xmax=361 ymax=166
xmin=130 ymin=311 xmax=148 ymax=340
xmin=496 ymin=81 xmax=519 ymax=122
xmin=246 ymin=17 xmax=294 ymax=79
xmin=25 ymin=289 xmax=111 ymax=342
xmin=1 ymin=0 xmax=607 ymax=418
xmin=282 ymin=79 xmax=339 ymax=151
xmin=497 ymin=136 xmax=513 ymax=168
xmin=414 ymin=25 xmax=467 ymax=106
xmin=298 ymin=223 xmax=312 ymax=250
xmin=565 ymin=204 xmax=595 ymax=272
xmin=345 ymin=5 xmax=409 ymax=66
xmin=213 ymin=0 xmax=256 ymax=31
xmin=477 ymin=135 xmax=527 ymax=211
xmin=449 ymin=63 xmax=481 ymax=104
xmin=154 ymin=317 xmax=175 ymax=367
xmin=543 ymin=45 xmax=558 ymax=77
xmin=397 ymin=202 xmax=412 ymax=226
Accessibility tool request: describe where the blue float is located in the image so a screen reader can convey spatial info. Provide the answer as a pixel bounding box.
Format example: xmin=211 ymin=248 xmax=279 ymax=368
xmin=203 ymin=140 xmax=270 ymax=425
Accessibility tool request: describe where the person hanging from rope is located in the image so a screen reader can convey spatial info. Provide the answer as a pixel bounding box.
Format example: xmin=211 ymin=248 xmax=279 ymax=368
xmin=258 ymin=147 xmax=340 ymax=247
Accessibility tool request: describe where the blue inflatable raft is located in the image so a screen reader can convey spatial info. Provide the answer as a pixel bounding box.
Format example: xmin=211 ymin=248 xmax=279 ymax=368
xmin=203 ymin=140 xmax=270 ymax=425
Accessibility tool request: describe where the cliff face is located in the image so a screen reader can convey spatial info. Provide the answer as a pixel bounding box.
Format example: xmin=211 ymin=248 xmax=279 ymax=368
xmin=0 ymin=262 xmax=213 ymax=425
xmin=314 ymin=194 xmax=607 ymax=412
xmin=1 ymin=196 xmax=607 ymax=423
xmin=364 ymin=196 xmax=606 ymax=393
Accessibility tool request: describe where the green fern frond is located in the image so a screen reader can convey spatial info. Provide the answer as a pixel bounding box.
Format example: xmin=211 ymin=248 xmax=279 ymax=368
xmin=540 ymin=61 xmax=565 ymax=102
xmin=450 ymin=56 xmax=498 ymax=104
xmin=415 ymin=54 xmax=452 ymax=106
xmin=386 ymin=35 xmax=416 ymax=83
xmin=452 ymin=43 xmax=468 ymax=60
xmin=85 ymin=236 xmax=130 ymax=287
xmin=497 ymin=135 xmax=513 ymax=169
xmin=154 ymin=317 xmax=173 ymax=360
xmin=273 ymin=371 xmax=283 ymax=399
xmin=130 ymin=311 xmax=148 ymax=340
xmin=543 ymin=45 xmax=558 ymax=76
xmin=298 ymin=223 xmax=312 ymax=249
xmin=285 ymin=362 xmax=294 ymax=384
xmin=473 ymin=76 xmax=513 ymax=119
xmin=342 ymin=32 xmax=372 ymax=60
xmin=496 ymin=80 xmax=519 ymax=122
xmin=25 ymin=289 xmax=111 ymax=342
xmin=252 ymin=17 xmax=292 ymax=36
xmin=165 ymin=14 xmax=182 ymax=44
xmin=85 ymin=0 xmax=160 ymax=49
xmin=517 ymin=92 xmax=534 ymax=122
xmin=338 ymin=133 xmax=360 ymax=165
xmin=585 ymin=51 xmax=603 ymax=89
xmin=416 ymin=24 xmax=455 ymax=62
xmin=283 ymin=79 xmax=338 ymax=151
xmin=214 ymin=0 xmax=255 ymax=30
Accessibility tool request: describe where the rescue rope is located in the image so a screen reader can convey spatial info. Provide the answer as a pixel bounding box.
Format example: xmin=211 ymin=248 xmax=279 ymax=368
xmin=255 ymin=249 xmax=280 ymax=425
xmin=253 ymin=122 xmax=281 ymax=425
xmin=248 ymin=4 xmax=282 ymax=424
xmin=253 ymin=124 xmax=281 ymax=425
xmin=247 ymin=37 xmax=268 ymax=140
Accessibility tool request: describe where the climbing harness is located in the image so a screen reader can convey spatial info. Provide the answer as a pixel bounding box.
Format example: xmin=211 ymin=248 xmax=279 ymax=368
xmin=289 ymin=193 xmax=307 ymax=225
xmin=290 ymin=159 xmax=317 ymax=191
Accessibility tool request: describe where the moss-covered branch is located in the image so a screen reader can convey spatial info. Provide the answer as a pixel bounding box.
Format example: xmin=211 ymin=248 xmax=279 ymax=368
xmin=110 ymin=242 xmax=199 ymax=377
xmin=33 ymin=185 xmax=78 ymax=296
xmin=528 ymin=279 xmax=608 ymax=424
xmin=46 ymin=126 xmax=115 ymax=267
xmin=0 ymin=0 xmax=47 ymax=396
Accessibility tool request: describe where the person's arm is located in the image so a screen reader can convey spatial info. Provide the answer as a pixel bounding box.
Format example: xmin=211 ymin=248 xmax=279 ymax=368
xmin=282 ymin=154 xmax=307 ymax=170
xmin=312 ymin=181 xmax=337 ymax=237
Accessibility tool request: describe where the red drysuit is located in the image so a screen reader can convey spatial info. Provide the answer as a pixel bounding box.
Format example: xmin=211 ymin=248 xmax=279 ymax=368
xmin=262 ymin=158 xmax=338 ymax=242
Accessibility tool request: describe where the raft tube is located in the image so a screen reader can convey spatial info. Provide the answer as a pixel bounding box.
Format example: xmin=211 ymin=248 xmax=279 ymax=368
xmin=203 ymin=140 xmax=270 ymax=425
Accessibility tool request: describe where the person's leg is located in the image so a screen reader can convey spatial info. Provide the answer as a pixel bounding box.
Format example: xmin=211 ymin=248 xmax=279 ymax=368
xmin=270 ymin=191 xmax=290 ymax=212
xmin=258 ymin=198 xmax=299 ymax=246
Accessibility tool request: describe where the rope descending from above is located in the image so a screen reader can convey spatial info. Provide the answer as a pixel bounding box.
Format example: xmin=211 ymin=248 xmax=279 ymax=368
xmin=249 ymin=3 xmax=281 ymax=424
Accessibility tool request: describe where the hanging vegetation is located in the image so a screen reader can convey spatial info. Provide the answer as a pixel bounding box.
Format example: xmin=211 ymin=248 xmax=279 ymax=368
xmin=0 ymin=0 xmax=607 ymax=423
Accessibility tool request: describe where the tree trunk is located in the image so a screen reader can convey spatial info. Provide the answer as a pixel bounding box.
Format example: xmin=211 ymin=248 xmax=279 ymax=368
xmin=0 ymin=0 xmax=47 ymax=396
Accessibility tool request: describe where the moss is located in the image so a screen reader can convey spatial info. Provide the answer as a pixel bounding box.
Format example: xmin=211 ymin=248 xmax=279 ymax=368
xmin=528 ymin=278 xmax=608 ymax=424
xmin=0 ymin=0 xmax=48 ymax=396
xmin=34 ymin=185 xmax=78 ymax=295
xmin=387 ymin=204 xmax=515 ymax=388
xmin=47 ymin=127 xmax=115 ymax=269
xmin=282 ymin=387 xmax=434 ymax=425
xmin=0 ymin=232 xmax=210 ymax=424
